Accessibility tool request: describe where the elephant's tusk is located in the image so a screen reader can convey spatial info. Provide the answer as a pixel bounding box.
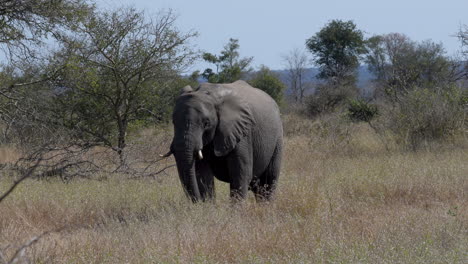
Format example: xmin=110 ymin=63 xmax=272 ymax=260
xmin=197 ymin=150 xmax=203 ymax=160
xmin=159 ymin=150 xmax=172 ymax=158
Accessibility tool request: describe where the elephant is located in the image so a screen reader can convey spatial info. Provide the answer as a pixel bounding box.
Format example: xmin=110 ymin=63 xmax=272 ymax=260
xmin=162 ymin=80 xmax=283 ymax=202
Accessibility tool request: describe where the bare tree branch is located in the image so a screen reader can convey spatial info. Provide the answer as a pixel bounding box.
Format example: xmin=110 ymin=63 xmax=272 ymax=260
xmin=0 ymin=157 xmax=41 ymax=203
xmin=282 ymin=48 xmax=310 ymax=103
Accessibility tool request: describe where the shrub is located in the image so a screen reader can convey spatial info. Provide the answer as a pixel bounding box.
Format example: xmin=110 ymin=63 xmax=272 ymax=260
xmin=248 ymin=65 xmax=286 ymax=105
xmin=305 ymin=84 xmax=357 ymax=117
xmin=347 ymin=99 xmax=379 ymax=122
xmin=388 ymin=87 xmax=467 ymax=149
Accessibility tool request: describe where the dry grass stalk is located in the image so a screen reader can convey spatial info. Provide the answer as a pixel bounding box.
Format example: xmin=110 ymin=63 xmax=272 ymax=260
xmin=0 ymin=114 xmax=466 ymax=263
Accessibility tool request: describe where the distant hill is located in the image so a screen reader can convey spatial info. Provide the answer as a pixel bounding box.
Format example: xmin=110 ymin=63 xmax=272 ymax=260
xmin=270 ymin=65 xmax=375 ymax=97
xmin=195 ymin=65 xmax=377 ymax=96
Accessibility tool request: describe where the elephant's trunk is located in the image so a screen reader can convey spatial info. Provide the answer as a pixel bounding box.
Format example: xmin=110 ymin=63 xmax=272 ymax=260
xmin=173 ymin=128 xmax=202 ymax=202
xmin=175 ymin=153 xmax=201 ymax=203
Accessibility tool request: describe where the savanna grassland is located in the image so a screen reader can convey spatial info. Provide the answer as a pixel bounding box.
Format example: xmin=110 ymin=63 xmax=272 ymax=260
xmin=0 ymin=114 xmax=467 ymax=263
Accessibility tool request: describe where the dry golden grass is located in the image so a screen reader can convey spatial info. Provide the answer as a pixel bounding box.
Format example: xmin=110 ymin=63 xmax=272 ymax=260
xmin=0 ymin=145 xmax=21 ymax=164
xmin=0 ymin=115 xmax=467 ymax=263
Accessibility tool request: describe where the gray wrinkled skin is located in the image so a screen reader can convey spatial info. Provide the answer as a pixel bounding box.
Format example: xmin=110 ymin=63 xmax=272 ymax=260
xmin=170 ymin=80 xmax=283 ymax=202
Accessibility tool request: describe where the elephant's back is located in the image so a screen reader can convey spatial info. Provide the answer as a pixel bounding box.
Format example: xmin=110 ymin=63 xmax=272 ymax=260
xmin=227 ymin=80 xmax=282 ymax=136
xmin=227 ymin=81 xmax=280 ymax=115
xmin=199 ymin=80 xmax=282 ymax=138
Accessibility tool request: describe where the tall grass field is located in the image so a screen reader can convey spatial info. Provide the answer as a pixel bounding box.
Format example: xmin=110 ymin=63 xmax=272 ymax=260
xmin=0 ymin=115 xmax=467 ymax=263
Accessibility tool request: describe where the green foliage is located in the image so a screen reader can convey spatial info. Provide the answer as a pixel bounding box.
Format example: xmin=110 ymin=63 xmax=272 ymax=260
xmin=363 ymin=33 xmax=466 ymax=149
xmin=0 ymin=1 xmax=95 ymax=144
xmin=0 ymin=0 xmax=93 ymax=52
xmin=248 ymin=65 xmax=285 ymax=105
xmin=0 ymin=66 xmax=55 ymax=144
xmin=201 ymin=38 xmax=253 ymax=83
xmin=49 ymin=8 xmax=197 ymax=153
xmin=149 ymin=77 xmax=199 ymax=123
xmin=347 ymin=99 xmax=379 ymax=122
xmin=387 ymin=86 xmax=467 ymax=149
xmin=365 ymin=33 xmax=459 ymax=98
xmin=305 ymin=84 xmax=358 ymax=117
xmin=306 ymin=20 xmax=366 ymax=86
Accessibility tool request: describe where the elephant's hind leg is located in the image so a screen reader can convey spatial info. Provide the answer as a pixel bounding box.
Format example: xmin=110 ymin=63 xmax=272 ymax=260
xmin=254 ymin=139 xmax=282 ymax=202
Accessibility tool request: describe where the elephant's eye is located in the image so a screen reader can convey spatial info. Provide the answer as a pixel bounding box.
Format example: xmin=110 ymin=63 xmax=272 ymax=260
xmin=203 ymin=120 xmax=210 ymax=128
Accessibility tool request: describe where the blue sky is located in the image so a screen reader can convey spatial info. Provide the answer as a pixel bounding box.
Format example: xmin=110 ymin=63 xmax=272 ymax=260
xmin=97 ymin=0 xmax=467 ymax=72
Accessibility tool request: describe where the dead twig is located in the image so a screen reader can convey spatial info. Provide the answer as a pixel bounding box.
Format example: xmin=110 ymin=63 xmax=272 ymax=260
xmin=128 ymin=164 xmax=176 ymax=180
xmin=4 ymin=227 xmax=65 ymax=264
xmin=0 ymin=158 xmax=41 ymax=203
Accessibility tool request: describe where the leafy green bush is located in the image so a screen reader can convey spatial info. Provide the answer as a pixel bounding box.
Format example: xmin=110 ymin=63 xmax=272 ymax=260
xmin=388 ymin=87 xmax=467 ymax=149
xmin=347 ymin=99 xmax=379 ymax=122
xmin=305 ymin=84 xmax=357 ymax=117
xmin=248 ymin=65 xmax=286 ymax=105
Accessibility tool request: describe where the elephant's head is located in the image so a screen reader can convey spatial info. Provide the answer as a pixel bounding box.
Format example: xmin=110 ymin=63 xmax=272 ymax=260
xmin=167 ymin=84 xmax=254 ymax=201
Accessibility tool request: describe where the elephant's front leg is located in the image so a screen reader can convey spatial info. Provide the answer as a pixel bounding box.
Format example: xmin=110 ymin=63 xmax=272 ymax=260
xmin=195 ymin=159 xmax=215 ymax=201
xmin=227 ymin=139 xmax=253 ymax=201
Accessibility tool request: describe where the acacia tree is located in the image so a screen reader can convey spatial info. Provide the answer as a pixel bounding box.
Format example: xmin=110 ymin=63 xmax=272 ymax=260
xmin=0 ymin=0 xmax=93 ymax=139
xmin=365 ymin=33 xmax=461 ymax=99
xmin=50 ymin=8 xmax=197 ymax=164
xmin=0 ymin=0 xmax=92 ymax=57
xmin=306 ymin=20 xmax=366 ymax=86
xmin=201 ymin=38 xmax=253 ymax=83
xmin=282 ymin=48 xmax=309 ymax=102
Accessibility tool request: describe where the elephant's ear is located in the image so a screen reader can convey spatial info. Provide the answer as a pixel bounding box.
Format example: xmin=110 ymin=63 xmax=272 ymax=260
xmin=213 ymin=95 xmax=254 ymax=156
